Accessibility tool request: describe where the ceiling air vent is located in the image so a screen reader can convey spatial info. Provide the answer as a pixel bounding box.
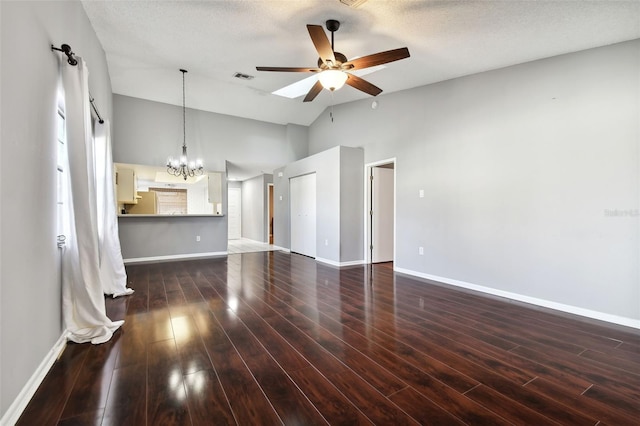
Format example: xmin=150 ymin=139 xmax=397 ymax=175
xmin=233 ymin=72 xmax=254 ymax=80
xmin=339 ymin=0 xmax=368 ymax=8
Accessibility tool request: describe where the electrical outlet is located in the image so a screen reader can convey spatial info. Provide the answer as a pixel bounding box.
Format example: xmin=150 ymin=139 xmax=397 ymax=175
xmin=419 ymin=189 xmax=424 ymax=198
xmin=418 ymin=246 xmax=424 ymax=255
xmin=325 ymin=239 xmax=329 ymax=246
xmin=196 ymin=236 xmax=201 ymax=242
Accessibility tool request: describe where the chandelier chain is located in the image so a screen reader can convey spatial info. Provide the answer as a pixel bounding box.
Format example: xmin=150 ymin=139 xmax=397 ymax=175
xmin=166 ymin=68 xmax=204 ymax=180
xmin=182 ymin=69 xmax=186 ymax=149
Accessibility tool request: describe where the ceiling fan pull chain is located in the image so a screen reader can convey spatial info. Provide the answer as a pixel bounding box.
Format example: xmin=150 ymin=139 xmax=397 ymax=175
xmin=330 ymin=92 xmax=335 ymax=122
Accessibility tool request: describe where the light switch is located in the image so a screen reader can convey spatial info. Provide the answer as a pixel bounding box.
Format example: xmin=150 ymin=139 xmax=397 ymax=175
xmin=419 ymin=189 xmax=424 ymax=198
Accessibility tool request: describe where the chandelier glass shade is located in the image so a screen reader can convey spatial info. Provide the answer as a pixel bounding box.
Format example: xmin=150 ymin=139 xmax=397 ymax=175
xmin=318 ymin=69 xmax=348 ymax=91
xmin=167 ymin=69 xmax=203 ymax=180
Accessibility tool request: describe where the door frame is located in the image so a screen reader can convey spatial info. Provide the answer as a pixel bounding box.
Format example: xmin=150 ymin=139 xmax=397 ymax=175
xmin=267 ymin=183 xmax=274 ymax=244
xmin=364 ymin=158 xmax=396 ymax=264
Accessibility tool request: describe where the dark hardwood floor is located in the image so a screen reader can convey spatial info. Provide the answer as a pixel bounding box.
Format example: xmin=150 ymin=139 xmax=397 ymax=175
xmin=18 ymin=251 xmax=640 ymax=425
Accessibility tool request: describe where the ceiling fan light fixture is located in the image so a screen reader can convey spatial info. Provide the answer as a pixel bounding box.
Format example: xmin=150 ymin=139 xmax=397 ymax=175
xmin=318 ymin=69 xmax=348 ymax=91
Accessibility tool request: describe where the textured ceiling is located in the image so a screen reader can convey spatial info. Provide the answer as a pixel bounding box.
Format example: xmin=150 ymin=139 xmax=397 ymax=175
xmin=82 ymin=0 xmax=640 ymax=127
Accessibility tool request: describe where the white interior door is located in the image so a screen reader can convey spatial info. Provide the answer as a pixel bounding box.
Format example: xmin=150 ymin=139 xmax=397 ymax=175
xmin=372 ymin=166 xmax=394 ymax=262
xmin=290 ymin=173 xmax=316 ymax=257
xmin=228 ymin=187 xmax=242 ymax=240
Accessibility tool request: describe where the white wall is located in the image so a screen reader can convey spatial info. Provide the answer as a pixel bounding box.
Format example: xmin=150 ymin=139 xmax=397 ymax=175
xmin=309 ymin=40 xmax=640 ymax=325
xmin=0 ymin=0 xmax=113 ymax=418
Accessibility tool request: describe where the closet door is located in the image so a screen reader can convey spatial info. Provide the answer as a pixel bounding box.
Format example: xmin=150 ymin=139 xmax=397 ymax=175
xmin=290 ymin=173 xmax=316 ymax=257
xmin=228 ymin=187 xmax=242 ymax=240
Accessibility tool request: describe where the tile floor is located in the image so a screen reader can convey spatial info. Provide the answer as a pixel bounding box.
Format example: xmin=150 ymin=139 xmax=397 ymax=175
xmin=226 ymin=238 xmax=281 ymax=254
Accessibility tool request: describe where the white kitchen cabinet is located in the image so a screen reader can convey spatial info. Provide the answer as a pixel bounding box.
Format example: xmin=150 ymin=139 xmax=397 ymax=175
xmin=116 ymin=167 xmax=139 ymax=204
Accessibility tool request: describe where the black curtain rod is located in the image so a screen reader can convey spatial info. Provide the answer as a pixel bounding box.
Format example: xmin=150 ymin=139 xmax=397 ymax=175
xmin=51 ymin=43 xmax=105 ymax=124
xmin=51 ymin=43 xmax=77 ymax=66
xmin=89 ymin=93 xmax=104 ymax=124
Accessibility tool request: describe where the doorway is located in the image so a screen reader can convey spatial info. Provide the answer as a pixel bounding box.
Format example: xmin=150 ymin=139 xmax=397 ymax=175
xmin=366 ymin=160 xmax=395 ymax=264
xmin=228 ymin=187 xmax=242 ymax=240
xmin=268 ymin=183 xmax=274 ymax=244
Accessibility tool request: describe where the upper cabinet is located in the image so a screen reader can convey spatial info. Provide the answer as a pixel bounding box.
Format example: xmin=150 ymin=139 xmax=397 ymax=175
xmin=116 ymin=168 xmax=139 ymax=204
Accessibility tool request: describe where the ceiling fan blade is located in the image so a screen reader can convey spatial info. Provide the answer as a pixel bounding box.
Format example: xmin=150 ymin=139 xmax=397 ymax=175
xmin=343 ymin=47 xmax=410 ymax=70
xmin=307 ymin=24 xmax=336 ymax=66
xmin=256 ymin=66 xmax=321 ymax=72
xmin=345 ymin=74 xmax=383 ymax=96
xmin=303 ymin=80 xmax=324 ymax=102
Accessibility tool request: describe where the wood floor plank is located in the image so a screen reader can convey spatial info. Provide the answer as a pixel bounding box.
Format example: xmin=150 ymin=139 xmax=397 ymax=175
xmin=105 ymin=295 xmax=128 ymax=321
xmin=525 ymin=377 xmax=640 ymax=425
xmin=245 ymin=353 xmax=329 ymax=425
xmin=183 ymin=368 xmax=236 ymax=425
xmin=103 ymin=364 xmax=146 ymax=425
xmin=17 ymin=343 xmax=90 ymax=426
xmin=171 ymin=314 xmax=213 ymax=375
xmin=582 ymin=383 xmax=640 ymax=421
xmin=579 ymin=348 xmax=640 ymax=375
xmin=511 ymin=344 xmax=640 ymax=400
xmin=387 ymin=386 xmax=466 ymax=425
xmin=464 ymin=384 xmax=562 ymax=425
xmin=57 ymin=409 xmax=104 ymax=426
xmin=147 ymin=367 xmax=191 ymax=425
xmin=59 ymin=336 xmax=120 ymax=419
xmin=287 ymin=366 xmax=374 ymax=425
xmin=202 ymin=313 xmax=283 ymax=425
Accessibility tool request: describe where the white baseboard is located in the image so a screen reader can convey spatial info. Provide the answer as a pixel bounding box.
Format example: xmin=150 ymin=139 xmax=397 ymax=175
xmin=1 ymin=331 xmax=68 ymax=426
xmin=123 ymin=251 xmax=227 ymax=264
xmin=316 ymin=257 xmax=365 ymax=267
xmin=394 ymin=267 xmax=640 ymax=330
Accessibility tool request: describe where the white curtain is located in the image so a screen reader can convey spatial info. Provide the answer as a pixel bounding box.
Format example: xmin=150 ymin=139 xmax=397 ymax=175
xmin=94 ymin=120 xmax=134 ymax=298
xmin=61 ymin=57 xmax=123 ymax=344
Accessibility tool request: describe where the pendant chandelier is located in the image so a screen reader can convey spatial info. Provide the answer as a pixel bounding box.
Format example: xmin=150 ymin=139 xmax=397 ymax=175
xmin=167 ymin=69 xmax=203 ymax=180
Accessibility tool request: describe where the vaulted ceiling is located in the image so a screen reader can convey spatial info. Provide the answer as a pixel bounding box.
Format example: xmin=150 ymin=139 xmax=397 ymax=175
xmin=82 ymin=0 xmax=640 ymax=126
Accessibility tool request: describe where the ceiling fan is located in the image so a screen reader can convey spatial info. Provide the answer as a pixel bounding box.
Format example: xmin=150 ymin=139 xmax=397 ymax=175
xmin=256 ymin=19 xmax=410 ymax=102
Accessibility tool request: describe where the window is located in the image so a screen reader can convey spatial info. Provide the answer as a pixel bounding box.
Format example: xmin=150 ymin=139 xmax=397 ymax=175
xmin=151 ymin=187 xmax=188 ymax=215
